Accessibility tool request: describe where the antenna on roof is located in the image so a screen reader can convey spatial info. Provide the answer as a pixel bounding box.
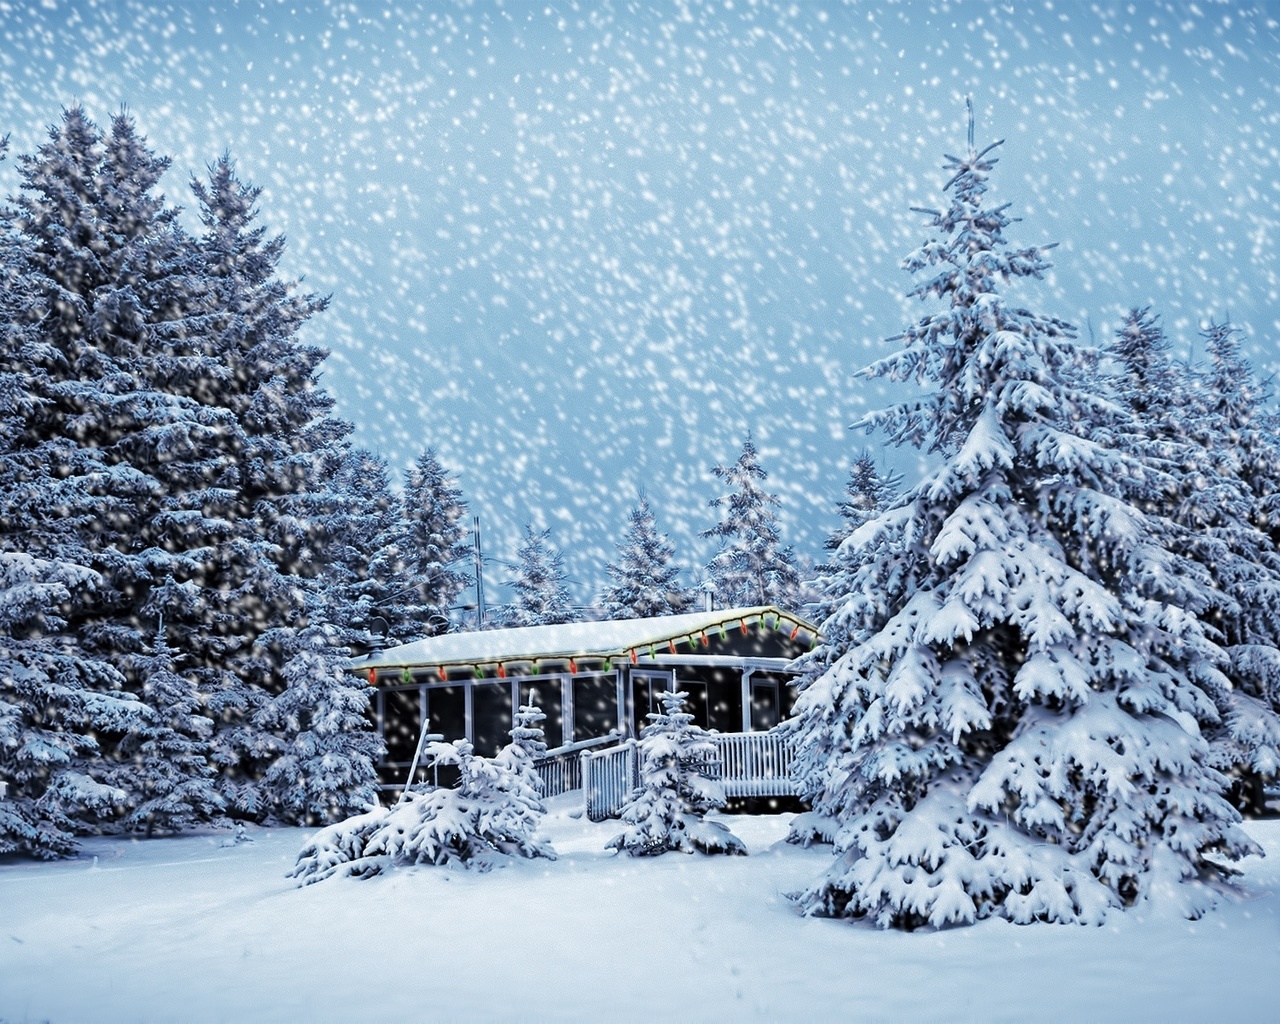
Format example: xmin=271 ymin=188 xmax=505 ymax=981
xmin=473 ymin=515 xmax=486 ymax=630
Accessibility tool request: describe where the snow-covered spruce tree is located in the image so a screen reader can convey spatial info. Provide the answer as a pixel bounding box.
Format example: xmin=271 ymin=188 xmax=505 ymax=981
xmin=0 ymin=550 xmax=142 ymax=857
xmin=1109 ymin=307 xmax=1180 ymax=422
xmin=482 ymin=703 xmax=555 ymax=858
xmin=290 ymin=719 xmax=556 ymax=883
xmin=0 ymin=308 xmax=161 ymax=853
xmin=1114 ymin=316 xmax=1280 ymax=815
xmin=368 ymin=448 xmax=471 ymax=642
xmin=787 ymin=455 xmax=905 ymax=846
xmin=0 ymin=209 xmax=148 ymax=853
xmin=0 ymin=113 xmax=204 ymax=841
xmin=116 ymin=611 xmax=224 ymax=836
xmin=826 ymin=453 xmax=902 ymax=553
xmin=788 ymin=113 xmax=1255 ymax=928
xmin=252 ymin=625 xmax=382 ymax=825
xmin=1197 ymin=327 xmax=1280 ymax=814
xmin=1197 ymin=319 xmax=1280 ymax=556
xmin=607 ymin=689 xmax=745 ymax=857
xmin=184 ymin=155 xmax=354 ymax=816
xmin=810 ymin=452 xmax=904 ymax=657
xmin=2 ymin=111 xmax=365 ymax=832
xmin=312 ymin=447 xmax=400 ymax=654
xmin=504 ymin=525 xmax=576 ymax=626
xmin=601 ymin=494 xmax=693 ymax=618
xmin=703 ymin=436 xmax=800 ymax=610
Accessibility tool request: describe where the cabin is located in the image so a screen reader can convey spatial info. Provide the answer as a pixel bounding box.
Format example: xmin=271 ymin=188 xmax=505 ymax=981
xmin=348 ymin=605 xmax=818 ymax=819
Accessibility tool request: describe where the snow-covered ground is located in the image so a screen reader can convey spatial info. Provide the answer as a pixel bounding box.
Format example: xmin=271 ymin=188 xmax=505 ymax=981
xmin=1 ymin=801 xmax=1276 ymax=1023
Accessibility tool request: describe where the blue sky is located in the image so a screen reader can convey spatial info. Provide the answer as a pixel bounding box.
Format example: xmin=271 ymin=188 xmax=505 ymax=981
xmin=1 ymin=1 xmax=1276 ymax=606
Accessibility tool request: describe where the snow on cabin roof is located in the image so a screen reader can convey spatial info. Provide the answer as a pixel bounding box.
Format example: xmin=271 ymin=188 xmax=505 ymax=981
xmin=349 ymin=605 xmax=815 ymax=672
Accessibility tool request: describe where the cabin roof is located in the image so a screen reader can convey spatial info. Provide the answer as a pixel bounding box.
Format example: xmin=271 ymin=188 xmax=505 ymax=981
xmin=348 ymin=605 xmax=816 ymax=672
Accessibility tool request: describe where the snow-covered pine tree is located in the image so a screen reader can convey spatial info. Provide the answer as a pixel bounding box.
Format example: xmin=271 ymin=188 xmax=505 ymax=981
xmin=480 ymin=704 xmax=555 ymax=860
xmin=788 ymin=109 xmax=1255 ymax=929
xmin=1110 ymin=307 xmax=1179 ymax=421
xmin=253 ymin=625 xmax=383 ymax=825
xmin=1100 ymin=311 xmax=1280 ymax=815
xmin=0 ymin=202 xmax=147 ymax=850
xmin=1145 ymin=318 xmax=1280 ymax=814
xmin=0 ymin=112 xmax=204 ymax=841
xmin=826 ymin=453 xmax=902 ymax=552
xmin=314 ymin=446 xmax=400 ymax=653
xmin=0 ymin=549 xmax=140 ymax=857
xmin=505 ymin=702 xmax=549 ymax=762
xmin=2 ymin=110 xmax=366 ymax=837
xmin=116 ymin=607 xmax=224 ymax=836
xmin=504 ymin=525 xmax=576 ymax=626
xmin=368 ymin=448 xmax=471 ymax=642
xmin=788 ymin=454 xmax=905 ymax=846
xmin=0 ymin=217 xmax=151 ymax=848
xmin=607 ymin=689 xmax=745 ymax=856
xmin=185 ymin=155 xmax=355 ymax=815
xmin=3 ymin=109 xmax=187 ymax=631
xmin=1199 ymin=319 xmax=1280 ymax=548
xmin=703 ymin=436 xmax=800 ymax=610
xmin=290 ymin=722 xmax=556 ymax=883
xmin=601 ymin=494 xmax=693 ymax=618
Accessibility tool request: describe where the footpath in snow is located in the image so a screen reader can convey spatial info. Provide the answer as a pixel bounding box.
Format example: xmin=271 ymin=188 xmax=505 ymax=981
xmin=1 ymin=801 xmax=1277 ymax=1023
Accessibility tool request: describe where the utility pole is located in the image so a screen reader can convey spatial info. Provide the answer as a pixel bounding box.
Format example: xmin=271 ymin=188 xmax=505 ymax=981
xmin=473 ymin=515 xmax=486 ymax=629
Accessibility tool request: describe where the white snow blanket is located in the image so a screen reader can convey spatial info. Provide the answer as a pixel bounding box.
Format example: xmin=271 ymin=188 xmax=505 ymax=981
xmin=0 ymin=805 xmax=1277 ymax=1021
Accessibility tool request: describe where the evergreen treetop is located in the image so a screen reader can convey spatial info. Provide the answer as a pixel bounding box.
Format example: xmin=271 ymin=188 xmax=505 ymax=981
xmin=602 ymin=494 xmax=692 ymax=619
xmin=826 ymin=452 xmax=902 ymax=552
xmin=703 ymin=436 xmax=799 ymax=610
xmin=504 ymin=525 xmax=575 ymax=626
xmin=368 ymin=448 xmax=471 ymax=642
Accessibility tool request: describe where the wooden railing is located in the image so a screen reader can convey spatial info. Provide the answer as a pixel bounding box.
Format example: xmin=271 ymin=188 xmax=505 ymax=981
xmin=580 ymin=730 xmax=795 ymax=820
xmin=713 ymin=731 xmax=795 ymax=798
xmin=582 ymin=740 xmax=638 ymax=822
xmin=534 ymin=750 xmax=581 ymax=798
xmin=534 ymin=733 xmax=620 ymax=799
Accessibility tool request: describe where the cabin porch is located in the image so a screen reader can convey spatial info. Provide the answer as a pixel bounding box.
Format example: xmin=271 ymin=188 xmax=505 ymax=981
xmin=538 ymin=728 xmax=797 ymax=822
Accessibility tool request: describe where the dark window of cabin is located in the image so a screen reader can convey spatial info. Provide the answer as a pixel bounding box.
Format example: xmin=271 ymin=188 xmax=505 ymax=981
xmin=631 ymin=677 xmax=653 ymax=735
xmin=573 ymin=674 xmax=617 ymax=741
xmin=629 ymin=673 xmax=670 ymax=736
xmin=519 ymin=678 xmax=564 ymax=749
xmin=383 ymin=686 xmax=422 ymax=764
xmin=781 ymin=680 xmax=801 ymax=720
xmin=705 ymin=667 xmax=743 ymax=733
xmin=472 ymin=681 xmax=514 ymax=757
xmin=672 ymin=666 xmax=739 ymax=733
xmin=677 ymin=680 xmax=709 ymax=731
xmin=428 ymin=685 xmax=466 ymax=744
xmin=751 ymin=678 xmax=781 ymax=731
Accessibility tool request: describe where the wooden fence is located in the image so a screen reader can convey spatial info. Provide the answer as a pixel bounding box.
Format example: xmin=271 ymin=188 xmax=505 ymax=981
xmin=714 ymin=730 xmax=795 ymax=798
xmin=533 ymin=733 xmax=619 ymax=799
xmin=581 ymin=740 xmax=639 ymax=821
xmin=580 ymin=731 xmax=795 ymax=821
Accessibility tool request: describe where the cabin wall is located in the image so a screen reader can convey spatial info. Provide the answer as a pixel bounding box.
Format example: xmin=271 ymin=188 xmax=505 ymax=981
xmin=372 ymin=669 xmax=625 ymax=789
xmin=621 ymin=665 xmax=800 ymax=737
